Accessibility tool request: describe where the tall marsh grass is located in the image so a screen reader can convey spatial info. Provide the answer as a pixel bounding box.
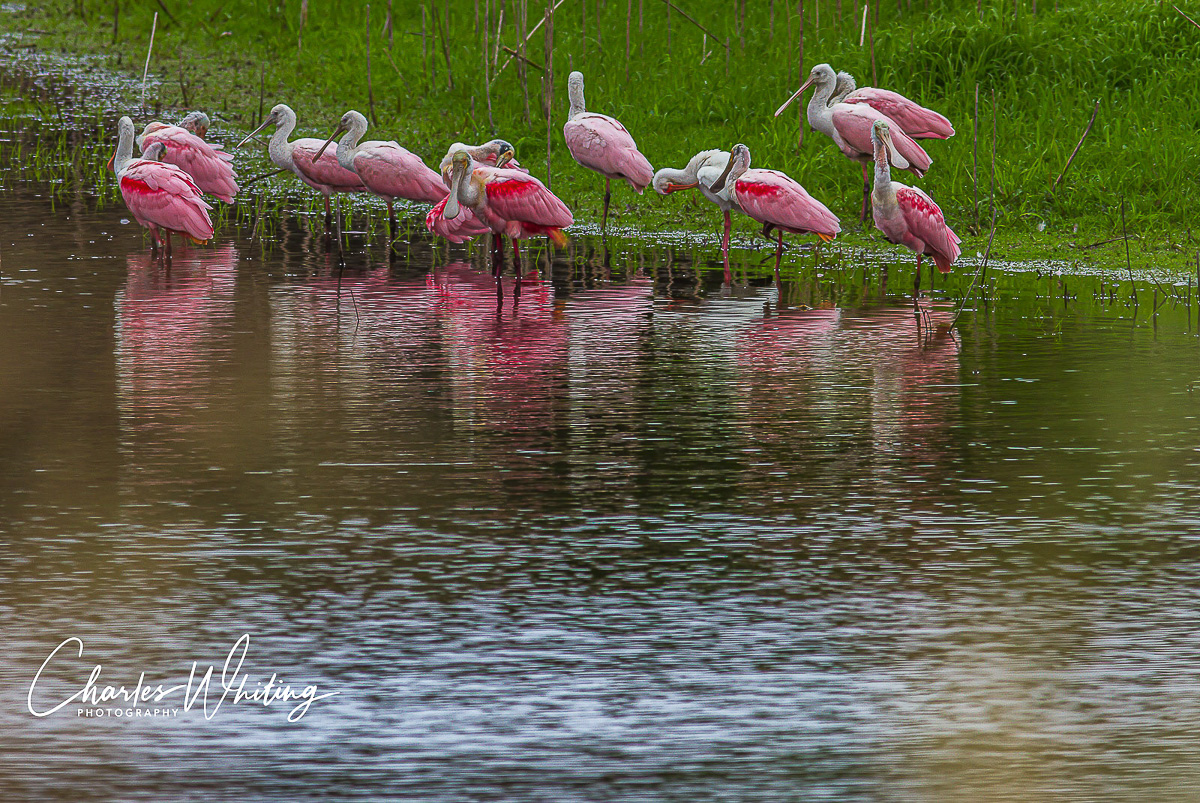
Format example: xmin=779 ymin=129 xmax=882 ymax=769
xmin=8 ymin=0 xmax=1200 ymax=260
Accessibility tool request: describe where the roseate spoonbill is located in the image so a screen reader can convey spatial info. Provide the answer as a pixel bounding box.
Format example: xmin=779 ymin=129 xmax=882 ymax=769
xmin=775 ymin=63 xmax=931 ymax=222
xmin=709 ymin=143 xmax=840 ymax=276
xmin=236 ymin=103 xmax=365 ymax=232
xmin=138 ymin=115 xmax=238 ymax=203
xmin=563 ymin=71 xmax=654 ymax=233
xmin=441 ymin=149 xmax=573 ymax=278
xmin=439 ymin=140 xmax=529 ymax=180
xmin=109 ymin=116 xmax=214 ymax=259
xmin=653 ymin=149 xmax=744 ymax=280
xmin=314 ymin=109 xmax=446 ymax=238
xmin=830 ymin=71 xmax=954 ymax=139
xmin=176 ymin=111 xmax=211 ymax=138
xmin=425 ymin=141 xmax=519 ymax=244
xmin=869 ymin=120 xmax=960 ymax=304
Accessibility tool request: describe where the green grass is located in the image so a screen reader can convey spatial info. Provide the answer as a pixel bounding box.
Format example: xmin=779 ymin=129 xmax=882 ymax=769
xmin=5 ymin=0 xmax=1200 ymax=275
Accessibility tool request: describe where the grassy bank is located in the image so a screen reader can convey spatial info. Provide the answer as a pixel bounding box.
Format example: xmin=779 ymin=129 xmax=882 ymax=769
xmin=3 ymin=0 xmax=1200 ymax=276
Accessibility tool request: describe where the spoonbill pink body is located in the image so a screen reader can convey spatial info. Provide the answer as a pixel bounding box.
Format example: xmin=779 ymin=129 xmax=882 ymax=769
xmin=776 ymin=63 xmax=932 ymax=221
xmin=869 ymin=120 xmax=960 ymax=302
xmin=831 ymin=71 xmax=954 ymax=139
xmin=426 ymin=141 xmax=524 ymax=244
xmin=138 ymin=115 xmax=238 ymax=203
xmin=110 ymin=116 xmax=214 ymax=258
xmin=238 ymin=103 xmax=365 ymax=231
xmin=440 ymin=149 xmax=573 ymax=278
xmin=709 ymin=144 xmax=841 ymax=278
xmin=316 ymin=110 xmax=445 ymax=235
xmin=563 ymin=71 xmax=654 ymax=233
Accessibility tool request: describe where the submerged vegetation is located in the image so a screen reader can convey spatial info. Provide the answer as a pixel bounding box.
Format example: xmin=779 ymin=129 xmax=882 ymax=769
xmin=2 ymin=0 xmax=1200 ymax=276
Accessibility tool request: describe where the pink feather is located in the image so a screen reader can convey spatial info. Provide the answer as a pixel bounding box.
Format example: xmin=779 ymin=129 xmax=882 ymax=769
xmin=139 ymin=124 xmax=239 ymax=202
xmin=842 ymin=88 xmax=954 ymax=139
xmin=563 ymin=112 xmax=654 ymax=191
xmin=483 ymin=170 xmax=574 ymax=234
xmin=119 ymin=159 xmax=214 ymax=242
xmin=291 ymin=140 xmax=367 ymax=193
xmin=732 ymin=169 xmax=840 ymax=239
xmin=425 ymin=198 xmax=491 ymax=243
xmin=353 ymin=143 xmax=448 ymax=205
xmin=832 ymin=104 xmax=932 ymax=177
xmin=895 ymin=186 xmax=961 ymax=272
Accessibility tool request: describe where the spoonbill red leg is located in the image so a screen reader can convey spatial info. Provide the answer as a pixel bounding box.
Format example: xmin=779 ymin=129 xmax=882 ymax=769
xmin=774 ymin=230 xmax=784 ymax=283
xmin=722 ymin=210 xmax=732 ymax=284
xmin=914 ymin=254 xmax=923 ymax=309
xmin=601 ymin=178 xmax=612 ymax=234
xmin=323 ymin=196 xmax=333 ymax=233
xmin=334 ymin=196 xmax=345 ymax=259
xmin=386 ymin=199 xmax=397 ymax=242
xmin=491 ymin=233 xmax=507 ymax=278
xmin=512 ymin=239 xmax=523 ymax=278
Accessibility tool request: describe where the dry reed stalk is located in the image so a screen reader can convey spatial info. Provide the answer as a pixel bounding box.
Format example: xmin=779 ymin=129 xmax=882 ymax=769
xmin=545 ymin=0 xmax=555 ymax=187
xmin=485 ymin=0 xmax=495 ymax=129
xmin=519 ymin=0 xmax=531 ymax=123
xmin=366 ymin=5 xmax=377 ymax=125
xmin=869 ymin=0 xmax=876 ymax=85
xmin=973 ymin=83 xmax=979 ymax=224
xmin=1123 ymin=200 xmax=1137 ymax=308
xmin=798 ymin=0 xmax=804 ymax=148
xmin=1053 ymin=100 xmax=1099 ymax=190
xmin=140 ymin=12 xmax=158 ymax=110
xmin=626 ymin=0 xmax=632 ymax=79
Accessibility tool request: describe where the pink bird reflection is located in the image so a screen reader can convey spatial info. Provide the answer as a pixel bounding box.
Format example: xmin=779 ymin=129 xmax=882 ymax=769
xmin=430 ymin=262 xmax=565 ymax=436
xmin=115 ymin=244 xmax=240 ymax=472
xmin=735 ymin=302 xmax=961 ymax=493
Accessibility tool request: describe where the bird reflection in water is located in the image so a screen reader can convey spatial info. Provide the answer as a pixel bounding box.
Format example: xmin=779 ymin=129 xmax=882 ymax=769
xmin=115 ymin=244 xmax=240 ymax=491
xmin=735 ymin=301 xmax=961 ymax=509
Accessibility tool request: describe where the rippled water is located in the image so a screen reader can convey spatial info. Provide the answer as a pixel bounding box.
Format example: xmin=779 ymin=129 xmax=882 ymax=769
xmin=4 ymin=180 xmax=1200 ymax=801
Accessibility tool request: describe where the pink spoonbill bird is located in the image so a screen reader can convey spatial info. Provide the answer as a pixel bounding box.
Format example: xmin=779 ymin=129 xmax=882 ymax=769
xmin=439 ymin=139 xmax=529 ymax=182
xmin=109 ymin=116 xmax=214 ymax=259
xmin=563 ymin=71 xmax=654 ymax=233
xmin=236 ymin=103 xmax=365 ymax=233
xmin=653 ymin=150 xmax=743 ymax=281
xmin=314 ymin=109 xmax=446 ymax=237
xmin=441 ymin=148 xmax=573 ymax=280
xmin=138 ymin=113 xmax=238 ymax=203
xmin=425 ymin=141 xmax=521 ymax=244
xmin=830 ymin=71 xmax=954 ymax=140
xmin=708 ymin=143 xmax=841 ymax=277
xmin=775 ymin=63 xmax=932 ymax=222
xmin=176 ymin=111 xmax=212 ymax=138
xmin=869 ymin=120 xmax=960 ymax=305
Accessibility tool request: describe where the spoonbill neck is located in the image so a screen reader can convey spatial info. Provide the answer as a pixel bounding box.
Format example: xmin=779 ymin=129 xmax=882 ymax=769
xmin=336 ymin=116 xmax=369 ymax=171
xmin=113 ymin=124 xmax=136 ymax=176
xmin=807 ymin=80 xmax=837 ymax=138
xmin=567 ymin=74 xmax=586 ymax=120
xmin=268 ymin=108 xmax=299 ymax=171
xmin=871 ymin=134 xmax=894 ymax=205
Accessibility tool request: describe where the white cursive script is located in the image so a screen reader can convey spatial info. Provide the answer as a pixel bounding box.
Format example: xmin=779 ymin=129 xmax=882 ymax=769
xmin=28 ymin=635 xmax=338 ymax=722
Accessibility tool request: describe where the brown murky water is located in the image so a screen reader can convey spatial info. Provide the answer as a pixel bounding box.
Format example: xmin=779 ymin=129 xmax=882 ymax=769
xmin=4 ymin=128 xmax=1200 ymax=799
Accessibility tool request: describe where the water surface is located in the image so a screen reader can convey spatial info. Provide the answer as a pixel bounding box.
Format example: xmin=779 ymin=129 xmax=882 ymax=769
xmin=3 ymin=160 xmax=1200 ymax=802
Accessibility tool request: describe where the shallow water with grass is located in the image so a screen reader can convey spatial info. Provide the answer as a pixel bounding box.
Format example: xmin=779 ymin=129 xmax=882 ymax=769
xmin=6 ymin=50 xmax=1200 ymax=803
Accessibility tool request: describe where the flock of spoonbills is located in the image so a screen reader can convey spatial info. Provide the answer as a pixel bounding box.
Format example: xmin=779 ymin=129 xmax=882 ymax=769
xmin=107 ymin=65 xmax=961 ymax=296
